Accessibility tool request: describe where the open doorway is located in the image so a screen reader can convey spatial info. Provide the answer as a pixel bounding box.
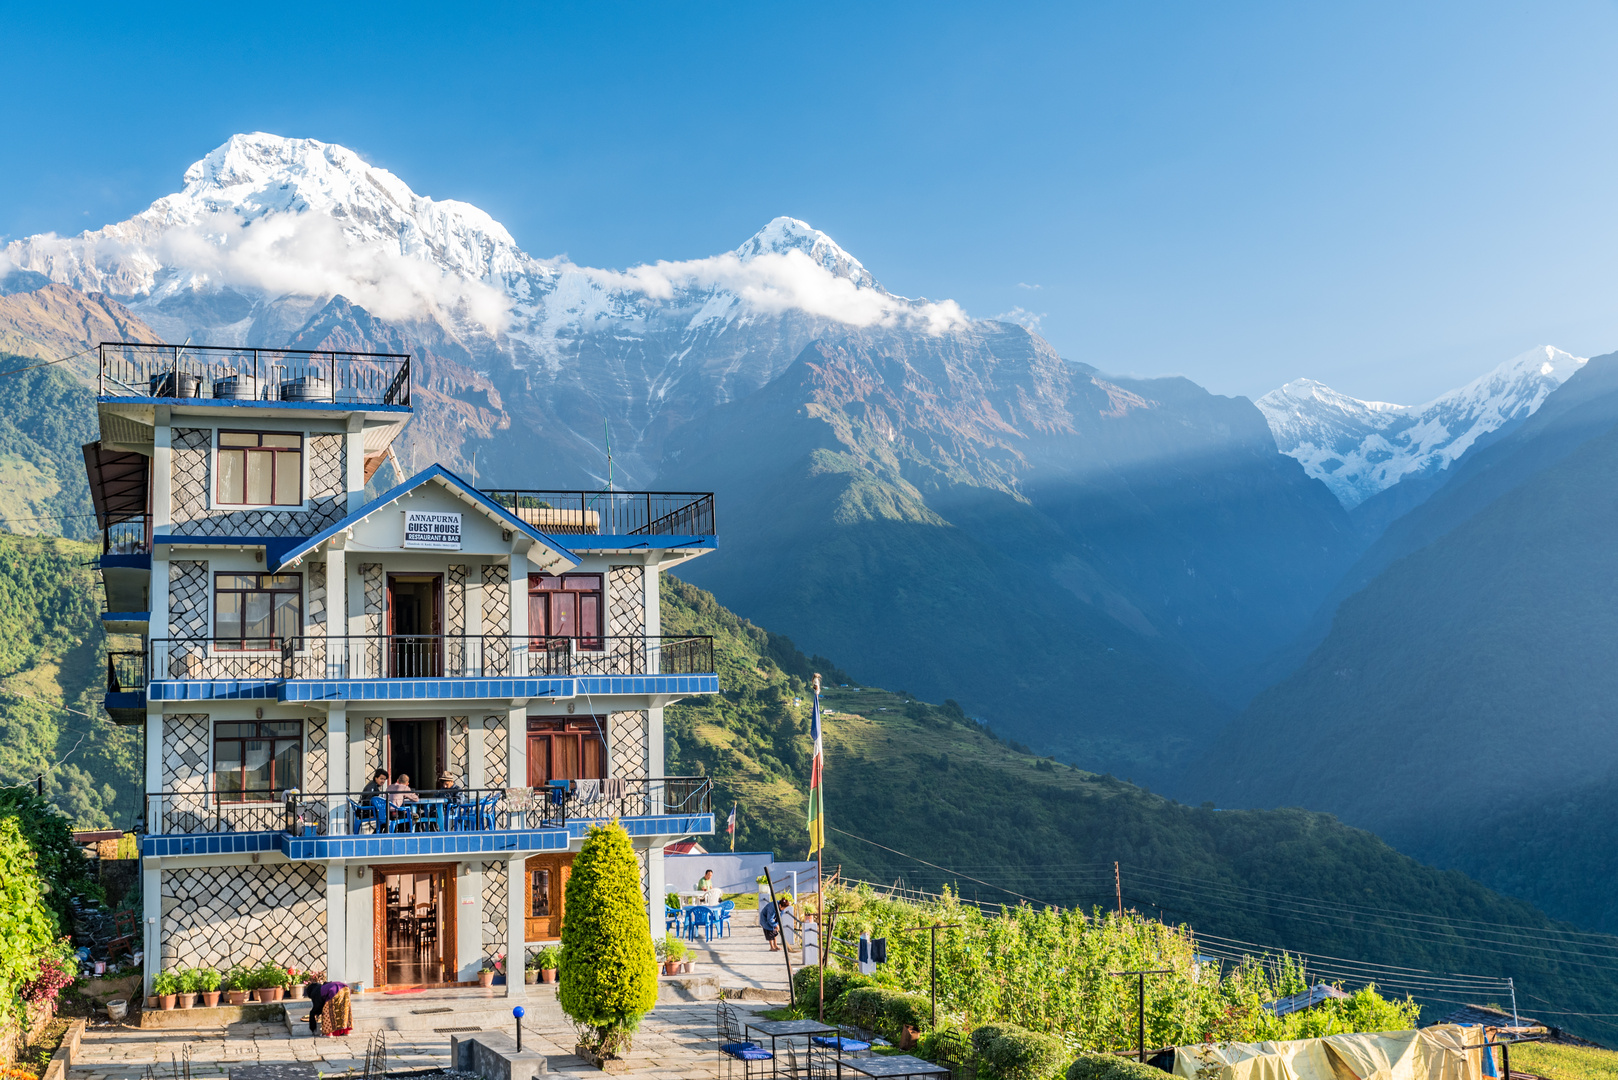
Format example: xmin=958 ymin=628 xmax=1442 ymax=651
xmin=387 ymin=718 xmax=445 ymax=792
xmin=374 ymin=864 xmax=455 ymax=987
xmin=388 ymin=574 xmax=442 ymax=676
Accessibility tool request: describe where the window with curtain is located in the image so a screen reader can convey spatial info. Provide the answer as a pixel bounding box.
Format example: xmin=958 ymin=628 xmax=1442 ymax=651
xmin=528 ymin=573 xmax=603 ymax=648
xmin=215 ymin=573 xmax=302 ymax=649
xmin=217 ymin=430 xmax=302 ymax=506
xmin=214 ymin=720 xmax=302 ymax=801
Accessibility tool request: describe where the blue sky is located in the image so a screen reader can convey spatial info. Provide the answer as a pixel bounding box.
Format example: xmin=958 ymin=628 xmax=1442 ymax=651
xmin=4 ymin=1 xmax=1618 ymax=403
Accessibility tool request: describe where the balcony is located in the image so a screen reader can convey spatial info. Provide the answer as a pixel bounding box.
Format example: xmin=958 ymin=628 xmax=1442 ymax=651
xmin=97 ymin=342 xmax=411 ymax=408
xmin=140 ymin=787 xmax=568 ymax=859
xmin=481 ymin=490 xmax=715 ymax=538
xmin=145 ymin=634 xmax=720 ymax=703
xmin=104 ymin=650 xmax=147 ymax=724
xmin=137 ymin=777 xmax=714 ymax=858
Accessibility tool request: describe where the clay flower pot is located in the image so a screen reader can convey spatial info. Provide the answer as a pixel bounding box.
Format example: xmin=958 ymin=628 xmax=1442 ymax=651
xmin=525 ymin=970 xmax=538 ymax=985
xmin=663 ymin=960 xmax=680 ymax=976
xmin=226 ymin=990 xmax=249 ymax=1006
xmin=478 ymin=971 xmax=494 ymax=987
xmin=540 ymin=968 xmax=557 ymax=984
xmin=256 ymin=986 xmax=283 ymax=1003
xmin=158 ymin=994 xmax=177 ymax=1010
xmin=176 ymin=992 xmax=197 ymax=1009
xmin=200 ymin=991 xmax=221 ymax=1007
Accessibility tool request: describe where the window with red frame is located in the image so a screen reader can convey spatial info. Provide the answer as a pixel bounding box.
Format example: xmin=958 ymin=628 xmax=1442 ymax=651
xmin=528 ymin=573 xmax=602 ymax=648
xmin=526 ymin=718 xmax=606 ymax=785
xmin=215 ymin=572 xmax=302 ymax=649
xmin=217 ymin=431 xmax=302 ymax=506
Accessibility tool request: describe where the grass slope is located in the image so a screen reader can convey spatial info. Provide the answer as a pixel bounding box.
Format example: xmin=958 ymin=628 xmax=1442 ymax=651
xmin=663 ymin=575 xmax=1618 ymax=1044
xmin=0 ymin=534 xmax=139 ymax=828
xmin=0 ymin=355 xmax=99 ymax=541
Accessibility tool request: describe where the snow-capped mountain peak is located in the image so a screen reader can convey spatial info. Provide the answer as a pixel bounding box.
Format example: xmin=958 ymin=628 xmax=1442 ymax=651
xmin=733 ymin=216 xmax=878 ymax=289
xmin=1258 ymin=346 xmax=1588 ymax=509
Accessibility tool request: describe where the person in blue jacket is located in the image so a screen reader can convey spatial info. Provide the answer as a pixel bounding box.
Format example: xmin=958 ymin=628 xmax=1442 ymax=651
xmin=759 ymin=894 xmax=781 ymax=951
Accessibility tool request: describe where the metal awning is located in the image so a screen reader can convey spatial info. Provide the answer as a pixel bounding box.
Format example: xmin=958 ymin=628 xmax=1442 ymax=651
xmin=82 ymin=441 xmax=149 ymax=528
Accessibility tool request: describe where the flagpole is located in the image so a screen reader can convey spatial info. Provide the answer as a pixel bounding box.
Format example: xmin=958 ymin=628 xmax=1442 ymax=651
xmin=813 ymin=672 xmax=825 ymax=1020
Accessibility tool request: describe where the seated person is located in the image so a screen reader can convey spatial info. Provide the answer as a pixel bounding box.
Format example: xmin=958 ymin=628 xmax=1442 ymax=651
xmin=388 ymin=774 xmax=419 ymax=807
xmin=436 ymin=771 xmax=464 ymax=805
xmin=361 ymin=768 xmax=390 ymax=796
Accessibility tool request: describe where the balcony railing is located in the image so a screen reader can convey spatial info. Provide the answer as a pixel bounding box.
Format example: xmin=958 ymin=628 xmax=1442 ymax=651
xmin=103 ymin=516 xmax=151 ymax=556
xmin=98 ymin=342 xmax=411 ymax=407
xmin=148 ymin=634 xmax=715 ymax=682
xmin=481 ymin=490 xmax=715 ymax=536
xmin=557 ymin=776 xmax=713 ymax=820
xmin=107 ymin=650 xmax=147 ymax=695
xmin=143 ymin=787 xmax=563 ymax=836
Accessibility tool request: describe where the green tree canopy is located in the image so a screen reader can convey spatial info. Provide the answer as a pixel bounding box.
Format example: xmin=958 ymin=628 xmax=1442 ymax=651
xmin=558 ymin=821 xmax=659 ymax=1056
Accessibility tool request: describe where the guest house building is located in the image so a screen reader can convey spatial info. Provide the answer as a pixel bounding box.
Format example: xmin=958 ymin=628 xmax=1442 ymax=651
xmin=88 ymin=343 xmax=718 ymax=997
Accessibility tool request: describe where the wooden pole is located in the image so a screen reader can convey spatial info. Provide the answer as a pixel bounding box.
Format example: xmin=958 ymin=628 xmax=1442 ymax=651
xmin=767 ymin=874 xmax=796 ymax=1006
xmin=1114 ymin=862 xmax=1123 ymax=916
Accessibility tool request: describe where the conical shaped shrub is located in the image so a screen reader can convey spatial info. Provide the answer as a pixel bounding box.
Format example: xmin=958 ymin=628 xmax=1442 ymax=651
xmin=559 ymin=820 xmax=659 ymax=1055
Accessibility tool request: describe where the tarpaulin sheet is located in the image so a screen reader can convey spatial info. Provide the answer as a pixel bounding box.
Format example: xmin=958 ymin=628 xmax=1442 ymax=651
xmin=1174 ymin=1026 xmax=1484 ymax=1080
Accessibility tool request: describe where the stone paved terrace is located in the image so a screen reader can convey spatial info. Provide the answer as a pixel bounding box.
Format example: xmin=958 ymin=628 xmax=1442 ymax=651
xmin=68 ymin=926 xmax=804 ymax=1078
xmin=68 ymin=999 xmax=770 ymax=1079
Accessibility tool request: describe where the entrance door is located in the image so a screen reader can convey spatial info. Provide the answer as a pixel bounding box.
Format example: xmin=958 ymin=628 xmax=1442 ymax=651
xmin=372 ymin=864 xmax=456 ymax=987
xmin=524 ymin=853 xmax=576 ymax=941
xmin=388 ymin=574 xmax=443 ymax=676
xmin=387 ymin=718 xmax=445 ymax=793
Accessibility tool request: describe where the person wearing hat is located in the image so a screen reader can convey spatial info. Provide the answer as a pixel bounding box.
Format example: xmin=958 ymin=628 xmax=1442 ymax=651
xmin=436 ymin=770 xmax=464 ymax=807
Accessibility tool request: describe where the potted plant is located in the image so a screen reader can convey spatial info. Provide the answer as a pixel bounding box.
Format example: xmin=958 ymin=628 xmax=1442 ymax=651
xmin=479 ymin=957 xmax=497 ymax=988
xmin=537 ymin=945 xmax=560 ymax=984
xmin=303 ymin=969 xmax=326 ymax=999
xmin=525 ymin=954 xmax=540 ymax=985
xmin=152 ymin=969 xmax=180 ymax=1010
xmin=196 ymin=967 xmax=222 ymax=1008
xmin=253 ymin=962 xmax=285 ymax=1003
xmin=175 ymin=967 xmax=198 ymax=1009
xmin=662 ymin=938 xmax=686 ymax=976
xmin=223 ymin=964 xmax=251 ymax=1006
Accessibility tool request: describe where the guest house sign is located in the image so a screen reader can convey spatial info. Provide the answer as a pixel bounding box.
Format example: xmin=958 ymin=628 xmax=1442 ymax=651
xmin=403 ymin=510 xmax=462 ymax=550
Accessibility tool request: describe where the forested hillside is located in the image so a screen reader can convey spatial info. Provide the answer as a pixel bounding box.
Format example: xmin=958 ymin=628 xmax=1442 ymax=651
xmin=0 ymin=354 xmax=99 ymax=540
xmin=663 ymin=575 xmax=1618 ymax=1043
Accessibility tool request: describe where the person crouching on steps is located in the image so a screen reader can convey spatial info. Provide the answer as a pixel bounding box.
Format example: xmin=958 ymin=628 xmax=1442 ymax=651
xmin=760 ymin=893 xmax=781 ymax=951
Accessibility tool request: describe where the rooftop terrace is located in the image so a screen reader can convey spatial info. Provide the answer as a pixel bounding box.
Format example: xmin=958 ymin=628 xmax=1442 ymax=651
xmin=98 ymin=341 xmax=411 ymax=408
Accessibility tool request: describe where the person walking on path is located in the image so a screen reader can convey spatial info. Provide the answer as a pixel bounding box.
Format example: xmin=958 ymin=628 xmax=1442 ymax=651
xmin=759 ymin=893 xmax=781 ymax=951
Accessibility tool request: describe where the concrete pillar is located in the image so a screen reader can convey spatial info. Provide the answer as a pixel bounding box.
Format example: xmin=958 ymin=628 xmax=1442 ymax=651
xmin=648 ymin=847 xmax=666 ymax=941
xmin=146 ymin=710 xmax=164 ymax=817
xmin=151 ymin=421 xmax=172 ymax=532
xmin=345 ymin=417 xmax=366 ymax=514
xmin=327 ymin=546 xmax=347 ymax=679
xmin=348 ymin=717 xmax=367 ymax=792
xmin=508 ymin=703 xmax=527 ymax=794
xmin=643 ymin=557 xmax=661 ymax=668
xmin=505 ymin=853 xmax=527 ymax=999
xmin=346 ymin=864 xmax=372 ymax=990
xmin=458 ymin=862 xmax=482 ymax=982
xmin=328 ymin=706 xmax=348 ymax=831
xmin=326 ymin=862 xmax=347 ymax=983
xmin=469 ymin=715 xmax=486 ymax=789
xmin=142 ymin=862 xmax=161 ymax=997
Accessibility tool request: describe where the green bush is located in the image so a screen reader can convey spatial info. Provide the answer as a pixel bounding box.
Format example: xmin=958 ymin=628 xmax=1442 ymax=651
xmin=152 ymin=970 xmax=181 ymax=996
xmin=195 ymin=967 xmax=222 ymax=993
xmin=792 ymin=965 xmax=876 ymax=1013
xmin=1066 ymin=1054 xmax=1166 ymax=1080
xmin=559 ymin=822 xmax=659 ymax=1056
xmin=975 ymin=1024 xmax=1070 ymax=1080
xmin=839 ymin=985 xmax=934 ymax=1036
xmin=176 ymin=967 xmax=199 ymax=994
xmin=223 ymin=963 xmax=252 ymax=992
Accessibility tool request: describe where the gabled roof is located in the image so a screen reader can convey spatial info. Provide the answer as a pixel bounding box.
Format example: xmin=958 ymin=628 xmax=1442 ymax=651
xmin=273 ymin=464 xmax=579 ymax=572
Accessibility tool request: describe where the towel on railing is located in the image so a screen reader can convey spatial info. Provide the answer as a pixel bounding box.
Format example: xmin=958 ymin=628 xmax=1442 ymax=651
xmin=602 ymin=777 xmax=625 ymax=800
xmin=573 ymin=778 xmax=601 ymax=804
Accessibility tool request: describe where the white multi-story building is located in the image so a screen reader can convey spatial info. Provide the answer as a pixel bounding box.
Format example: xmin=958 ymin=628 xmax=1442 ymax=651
xmin=88 ymin=342 xmax=718 ymax=997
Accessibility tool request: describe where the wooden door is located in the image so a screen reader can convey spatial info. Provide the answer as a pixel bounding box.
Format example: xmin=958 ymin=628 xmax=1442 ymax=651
xmin=372 ymin=863 xmax=457 ymax=988
xmin=524 ymin=853 xmax=575 ymax=941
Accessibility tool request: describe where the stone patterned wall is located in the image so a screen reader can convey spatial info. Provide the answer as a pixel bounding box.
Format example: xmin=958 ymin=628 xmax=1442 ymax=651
xmin=483 ymin=716 xmax=508 ymax=787
xmin=162 ymin=713 xmax=211 ymax=794
xmin=447 ymin=565 xmax=467 ymax=634
xmin=481 ymin=564 xmax=510 ymax=673
xmin=361 ymin=565 xmax=383 ymax=639
xmin=609 ymin=710 xmax=650 ymax=779
xmin=449 ymin=716 xmax=469 ymax=781
xmin=608 ymin=566 xmax=645 ymax=638
xmin=637 ymin=847 xmax=650 ymax=911
xmin=305 ymin=714 xmax=328 ymax=793
xmin=166 ymin=560 xmax=212 ymax=677
xmin=160 ymin=864 xmax=325 ymax=972
xmin=365 ymin=716 xmax=384 ymax=778
xmin=307 ymin=562 xmax=327 ymax=639
xmin=169 ymin=428 xmax=347 ymax=537
xmin=481 ymin=861 xmax=508 ymax=965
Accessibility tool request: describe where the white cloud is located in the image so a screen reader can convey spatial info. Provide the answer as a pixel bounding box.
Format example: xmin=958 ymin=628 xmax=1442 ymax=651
xmin=991 ymin=306 xmax=1044 ymax=332
xmin=1017 ymin=282 xmax=1041 ymax=290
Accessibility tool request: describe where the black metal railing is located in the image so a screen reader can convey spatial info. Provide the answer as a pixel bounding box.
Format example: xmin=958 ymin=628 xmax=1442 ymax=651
xmin=148 ymin=634 xmax=715 ymax=682
xmin=107 ymin=651 xmax=147 ymax=694
xmin=481 ymin=490 xmax=715 ymax=536
xmin=287 ymin=787 xmax=565 ymax=836
xmin=98 ymin=342 xmax=411 ymax=407
xmin=557 ymin=776 xmax=713 ymax=820
xmin=103 ymin=516 xmax=151 ymax=556
xmin=143 ymin=790 xmax=290 ymax=835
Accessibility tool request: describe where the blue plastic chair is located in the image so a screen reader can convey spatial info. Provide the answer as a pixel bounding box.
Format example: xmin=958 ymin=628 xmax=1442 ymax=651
xmin=717 ymin=899 xmax=735 ymax=938
xmin=687 ymin=905 xmax=715 ymax=942
xmin=369 ymin=795 xmax=408 ymax=834
xmin=476 ymin=792 xmax=502 ymax=830
xmin=348 ymin=798 xmax=375 ymax=834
